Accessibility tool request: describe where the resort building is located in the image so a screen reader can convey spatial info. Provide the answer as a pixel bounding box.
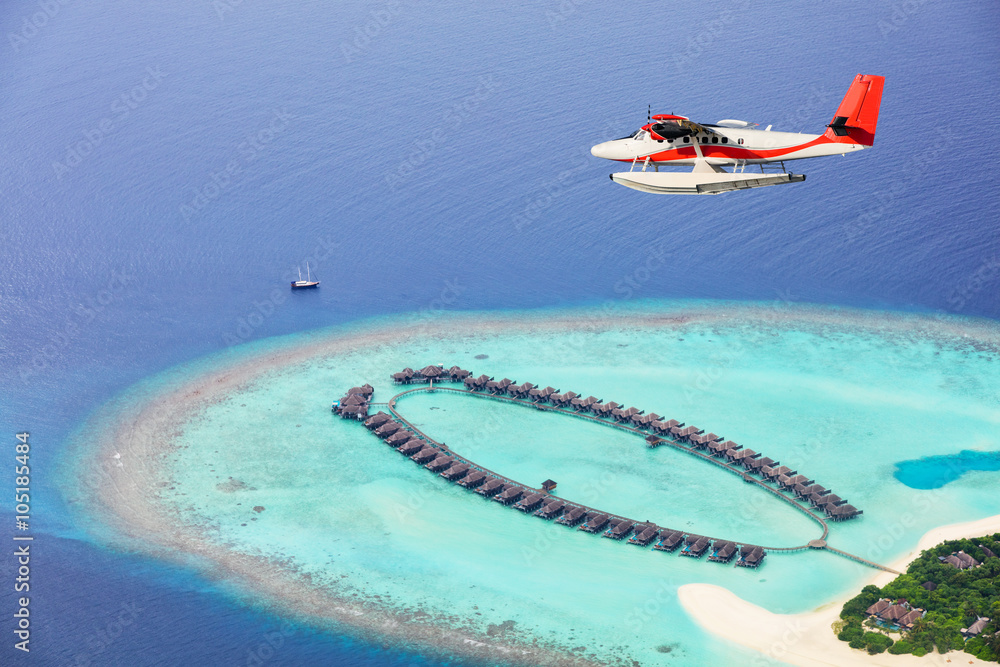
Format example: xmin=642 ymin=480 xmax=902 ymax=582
xmin=865 ymin=598 xmax=925 ymax=631
xmin=962 ymin=617 xmax=991 ymax=639
xmin=940 ymin=551 xmax=980 ymax=570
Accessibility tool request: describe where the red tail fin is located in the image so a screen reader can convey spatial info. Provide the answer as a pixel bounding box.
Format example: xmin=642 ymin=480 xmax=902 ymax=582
xmin=826 ymin=74 xmax=884 ymax=146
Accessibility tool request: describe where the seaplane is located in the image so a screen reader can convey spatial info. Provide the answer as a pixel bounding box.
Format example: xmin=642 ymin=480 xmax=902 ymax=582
xmin=590 ymin=74 xmax=884 ymax=195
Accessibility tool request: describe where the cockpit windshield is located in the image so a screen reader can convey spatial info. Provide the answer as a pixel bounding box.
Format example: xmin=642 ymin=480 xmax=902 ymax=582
xmin=615 ymin=129 xmax=646 ymax=140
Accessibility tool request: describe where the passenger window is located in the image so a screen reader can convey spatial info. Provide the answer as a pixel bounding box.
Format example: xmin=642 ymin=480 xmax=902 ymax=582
xmin=738 ymin=138 xmax=744 ymax=145
xmin=683 ymin=137 xmax=690 ymax=143
xmin=721 ymin=137 xmax=728 ymax=144
xmin=712 ymin=136 xmax=719 ymax=144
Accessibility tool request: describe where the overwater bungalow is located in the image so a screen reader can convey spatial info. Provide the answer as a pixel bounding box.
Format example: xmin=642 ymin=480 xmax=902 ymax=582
xmin=813 ymin=493 xmax=846 ymax=509
xmin=486 ymin=378 xmax=514 ymax=394
xmin=386 ymin=431 xmax=413 ymax=448
xmin=475 ymin=478 xmax=505 ymax=497
xmin=632 ymin=413 xmax=661 ymax=428
xmin=727 ymin=448 xmax=758 ymax=466
xmin=416 ymin=365 xmax=445 ymax=382
xmin=778 ymin=474 xmax=813 ymax=490
xmin=794 ymin=483 xmax=826 ymax=499
xmin=763 ymin=465 xmax=795 ymax=482
xmin=675 ymin=425 xmax=702 ymax=441
xmin=338 ymin=404 xmax=369 ymax=419
xmin=690 ymin=432 xmax=722 ymax=448
xmin=509 ymin=382 xmax=536 ymax=399
xmin=339 ymin=393 xmax=366 ymax=407
xmin=611 ymin=406 xmax=643 ymax=424
xmin=529 ymin=386 xmax=560 ymax=402
xmin=708 ymin=440 xmax=735 ymax=456
xmin=628 ymin=524 xmax=659 ymax=546
xmin=375 ymin=422 xmax=403 ymax=439
xmin=447 ymin=366 xmax=471 ymax=381
xmin=398 ymin=440 xmax=425 ymax=456
xmin=654 ymin=530 xmax=684 ymax=552
xmin=551 ymin=391 xmax=580 ymax=408
xmin=464 ymin=374 xmax=492 ymax=390
xmin=556 ymin=506 xmax=588 ymax=526
xmin=346 ymin=383 xmax=374 ymax=398
xmin=605 ymin=520 xmax=635 ymax=540
xmin=807 ymin=489 xmax=833 ymax=506
xmin=495 ymin=486 xmax=525 ymax=505
xmin=746 ymin=456 xmax=776 ymax=474
xmin=364 ymin=412 xmax=392 ymax=430
xmin=570 ymin=395 xmax=600 ymax=412
xmin=580 ymin=514 xmax=610 ymax=533
xmin=592 ymin=402 xmax=621 ymax=418
xmin=651 ymin=419 xmax=682 ymax=435
xmin=536 ymin=499 xmax=566 ymax=519
xmin=391 ymin=368 xmax=415 ymax=384
xmin=709 ymin=540 xmax=737 ymax=563
xmin=736 ymin=545 xmax=766 ymax=568
xmin=645 ymin=435 xmax=664 ymax=448
xmin=442 ymin=464 xmax=469 ymax=481
xmin=515 ymin=493 xmax=545 ymax=513
xmin=458 ymin=470 xmax=487 ymax=488
xmin=410 ymin=447 xmax=438 ymax=464
xmin=827 ymin=504 xmax=862 ymax=521
xmin=425 ymin=455 xmax=454 ymax=472
xmin=681 ymin=535 xmax=711 ymax=558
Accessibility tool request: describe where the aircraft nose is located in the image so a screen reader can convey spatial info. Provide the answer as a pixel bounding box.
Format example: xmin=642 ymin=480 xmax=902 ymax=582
xmin=591 ymin=141 xmax=615 ymax=159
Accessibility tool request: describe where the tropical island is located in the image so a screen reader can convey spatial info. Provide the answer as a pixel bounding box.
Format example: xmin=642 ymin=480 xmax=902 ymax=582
xmin=837 ymin=534 xmax=1000 ymax=661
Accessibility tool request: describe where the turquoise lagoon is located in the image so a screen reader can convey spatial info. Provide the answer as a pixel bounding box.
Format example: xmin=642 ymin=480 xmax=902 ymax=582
xmin=77 ymin=302 xmax=1000 ymax=666
xmin=894 ymin=450 xmax=1000 ymax=490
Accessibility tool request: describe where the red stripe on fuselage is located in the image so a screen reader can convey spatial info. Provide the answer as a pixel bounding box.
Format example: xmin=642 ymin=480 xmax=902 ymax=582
xmin=616 ymin=134 xmax=835 ymax=163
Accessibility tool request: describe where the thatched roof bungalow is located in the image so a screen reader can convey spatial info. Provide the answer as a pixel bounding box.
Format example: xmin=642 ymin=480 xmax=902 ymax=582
xmin=391 ymin=368 xmax=415 ymax=384
xmin=570 ymin=395 xmax=601 ymax=412
xmin=458 ymin=470 xmax=487 ymax=488
xmin=475 ymin=478 xmax=505 ymax=497
xmin=556 ymin=506 xmax=588 ymax=526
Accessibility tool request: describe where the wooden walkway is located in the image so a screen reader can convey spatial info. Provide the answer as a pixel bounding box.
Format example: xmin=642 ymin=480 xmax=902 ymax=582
xmin=376 ymin=381 xmax=896 ymax=573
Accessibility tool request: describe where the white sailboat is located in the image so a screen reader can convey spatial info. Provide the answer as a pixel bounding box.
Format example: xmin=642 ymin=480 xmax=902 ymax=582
xmin=290 ymin=261 xmax=319 ymax=289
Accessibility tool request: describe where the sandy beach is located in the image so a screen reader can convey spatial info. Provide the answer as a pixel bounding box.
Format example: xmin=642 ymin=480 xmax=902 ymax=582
xmin=65 ymin=303 xmax=1000 ymax=667
xmin=679 ymin=514 xmax=1000 ymax=666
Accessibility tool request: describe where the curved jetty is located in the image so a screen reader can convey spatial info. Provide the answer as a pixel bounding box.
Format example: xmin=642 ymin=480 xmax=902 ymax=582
xmin=332 ymin=365 xmax=893 ymax=572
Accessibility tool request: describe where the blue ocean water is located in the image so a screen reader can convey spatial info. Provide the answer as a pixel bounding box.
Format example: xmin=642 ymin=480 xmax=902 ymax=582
xmin=1 ymin=0 xmax=999 ymax=664
xmin=894 ymin=450 xmax=1000 ymax=490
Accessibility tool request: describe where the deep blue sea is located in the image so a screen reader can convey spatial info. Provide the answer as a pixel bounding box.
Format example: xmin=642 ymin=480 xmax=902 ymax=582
xmin=1 ymin=0 xmax=999 ymax=664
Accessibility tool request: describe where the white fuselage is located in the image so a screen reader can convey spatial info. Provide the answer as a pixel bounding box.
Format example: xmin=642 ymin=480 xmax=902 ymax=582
xmin=591 ymin=127 xmax=866 ymax=166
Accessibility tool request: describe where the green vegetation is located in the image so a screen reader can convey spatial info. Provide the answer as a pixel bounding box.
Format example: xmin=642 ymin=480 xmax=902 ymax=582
xmin=838 ymin=533 xmax=1000 ymax=662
